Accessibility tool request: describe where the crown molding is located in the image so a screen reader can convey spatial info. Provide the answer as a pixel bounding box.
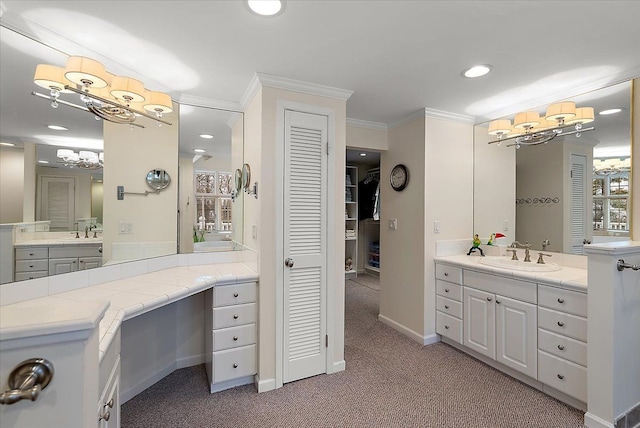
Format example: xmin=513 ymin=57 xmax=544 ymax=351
xmin=346 ymin=118 xmax=388 ymax=131
xmin=178 ymin=94 xmax=242 ymax=112
xmin=424 ymin=108 xmax=475 ymax=124
xmin=388 ymin=110 xmax=426 ymax=130
xmin=244 ymin=73 xmax=354 ymax=105
xmin=240 ymin=73 xmax=262 ymax=110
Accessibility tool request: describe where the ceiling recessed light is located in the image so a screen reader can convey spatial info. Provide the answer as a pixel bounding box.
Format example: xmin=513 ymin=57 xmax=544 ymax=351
xmin=360 ymin=153 xmax=367 ymax=157
xmin=199 ymin=134 xmax=214 ymax=139
xmin=462 ymin=64 xmax=493 ymax=78
xmin=599 ymin=108 xmax=622 ymax=116
xmin=47 ymin=125 xmax=68 ymax=131
xmin=247 ymin=0 xmax=283 ymax=16
xmin=0 ymin=142 xmax=16 ymax=147
xmin=194 ymin=148 xmax=206 ymax=153
xmin=38 ymin=160 xmax=49 ymax=164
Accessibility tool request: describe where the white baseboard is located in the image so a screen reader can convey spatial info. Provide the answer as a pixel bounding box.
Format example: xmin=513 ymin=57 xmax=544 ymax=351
xmin=330 ymin=360 xmax=346 ymax=373
xmin=378 ymin=314 xmax=437 ymax=345
xmin=584 ymin=412 xmax=614 ymax=428
xmin=256 ymin=376 xmax=276 ymax=393
xmin=176 ymin=353 xmax=204 ymax=369
xmin=121 ymin=361 xmax=176 ymax=404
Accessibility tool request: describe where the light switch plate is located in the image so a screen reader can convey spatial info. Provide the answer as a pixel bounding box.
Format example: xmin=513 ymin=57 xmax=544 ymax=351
xmin=389 ymin=218 xmax=398 ymax=230
xmin=503 ymin=220 xmax=509 ymax=231
xmin=434 ymin=221 xmax=440 ymax=233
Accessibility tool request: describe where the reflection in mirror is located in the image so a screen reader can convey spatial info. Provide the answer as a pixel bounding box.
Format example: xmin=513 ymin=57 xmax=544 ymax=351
xmin=146 ymin=169 xmax=171 ymax=191
xmin=474 ymin=81 xmax=632 ymax=254
xmin=177 ymin=105 xmax=244 ymax=254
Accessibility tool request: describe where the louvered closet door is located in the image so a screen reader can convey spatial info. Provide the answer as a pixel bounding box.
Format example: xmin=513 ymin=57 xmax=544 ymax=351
xmin=569 ymin=154 xmax=588 ymax=254
xmin=283 ymin=110 xmax=328 ymax=383
xmin=41 ymin=176 xmax=75 ymax=231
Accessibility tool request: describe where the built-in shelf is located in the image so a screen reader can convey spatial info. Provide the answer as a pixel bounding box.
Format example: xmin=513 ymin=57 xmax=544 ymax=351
xmin=364 ymin=265 xmax=380 ymax=273
xmin=345 ymin=165 xmax=358 ymax=279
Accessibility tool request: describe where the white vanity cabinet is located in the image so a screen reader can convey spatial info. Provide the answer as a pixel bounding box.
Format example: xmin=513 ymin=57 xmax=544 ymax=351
xmin=14 ymin=243 xmax=102 ymax=280
xmin=462 ymin=270 xmax=538 ymax=379
xmin=204 ymin=281 xmax=257 ymax=393
xmin=14 ymin=247 xmax=49 ymax=281
xmin=97 ymin=328 xmax=120 ymax=428
xmin=435 ymin=264 xmax=463 ymax=344
xmin=537 ymin=284 xmax=588 ymax=403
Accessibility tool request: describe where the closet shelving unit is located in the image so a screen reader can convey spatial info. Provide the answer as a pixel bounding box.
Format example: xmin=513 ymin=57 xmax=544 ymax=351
xmin=364 ymin=219 xmax=380 ymax=274
xmin=345 ymin=165 xmax=358 ymax=279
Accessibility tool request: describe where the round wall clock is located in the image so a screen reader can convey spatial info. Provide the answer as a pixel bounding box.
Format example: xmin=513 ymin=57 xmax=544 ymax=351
xmin=390 ymin=164 xmax=409 ymax=191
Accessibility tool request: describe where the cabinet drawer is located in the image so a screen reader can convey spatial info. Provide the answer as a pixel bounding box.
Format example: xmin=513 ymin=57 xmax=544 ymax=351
xmin=14 ymin=271 xmax=48 ymax=281
xmin=15 ymin=259 xmax=48 ymax=272
xmin=212 ymin=324 xmax=256 ymax=351
xmin=213 ymin=282 xmax=256 ymax=307
xmin=49 ymin=245 xmax=102 ymax=258
xmin=212 ymin=344 xmax=256 ymax=383
xmin=464 ymin=270 xmax=536 ymax=304
xmin=538 ymin=285 xmax=587 ymax=318
xmin=436 ymin=295 xmax=462 ymax=319
xmin=436 ymin=280 xmax=462 ymax=302
xmin=538 ymin=328 xmax=587 ymax=367
xmin=15 ymin=247 xmax=48 ymax=260
xmin=435 ymin=263 xmax=462 ymax=285
xmin=436 ymin=311 xmax=463 ymax=345
xmin=538 ymin=350 xmax=587 ymax=403
xmin=213 ymin=303 xmax=256 ymax=329
xmin=538 ymin=307 xmax=587 ymax=342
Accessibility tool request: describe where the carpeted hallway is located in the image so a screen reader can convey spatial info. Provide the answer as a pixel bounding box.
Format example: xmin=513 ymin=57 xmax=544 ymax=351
xmin=121 ymin=275 xmax=585 ymax=427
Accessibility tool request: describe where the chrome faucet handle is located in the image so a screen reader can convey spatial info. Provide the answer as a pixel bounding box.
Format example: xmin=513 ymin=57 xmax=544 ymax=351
xmin=93 ymin=230 xmax=98 ymax=239
xmin=537 ymin=252 xmax=552 ymax=264
xmin=84 ymin=226 xmax=89 ymax=238
xmin=524 ymin=247 xmax=531 ymax=262
xmin=506 ymin=249 xmax=518 ymax=261
xmin=542 ymin=239 xmax=550 ymax=251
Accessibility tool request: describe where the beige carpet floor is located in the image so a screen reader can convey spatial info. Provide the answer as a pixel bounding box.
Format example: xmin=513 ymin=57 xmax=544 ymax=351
xmin=121 ymin=278 xmax=585 ymax=427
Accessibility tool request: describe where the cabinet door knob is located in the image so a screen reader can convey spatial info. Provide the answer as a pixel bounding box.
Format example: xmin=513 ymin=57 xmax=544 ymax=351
xmin=106 ymin=398 xmax=114 ymax=408
xmin=444 ymin=305 xmax=449 ymax=309
xmin=444 ymin=272 xmax=449 ymax=277
xmin=233 ymin=314 xmax=239 ymax=319
xmin=233 ymin=292 xmax=239 ymax=298
xmin=557 ymin=321 xmax=565 ymax=327
xmin=444 ymin=325 xmax=449 ymax=329
xmin=557 ymin=374 xmax=564 ymax=380
xmin=496 ymin=300 xmax=501 ymax=304
xmin=444 ymin=288 xmax=449 ymax=293
xmin=29 ymin=265 xmax=34 ymax=268
xmin=233 ymin=363 xmax=238 ymax=368
xmin=99 ymin=411 xmax=110 ymax=422
xmin=557 ymin=344 xmax=565 ymax=351
xmin=233 ymin=336 xmax=238 ymax=341
xmin=29 ymin=253 xmax=34 ymax=256
xmin=487 ymin=297 xmax=492 ymax=302
xmin=557 ymin=298 xmax=565 ymax=304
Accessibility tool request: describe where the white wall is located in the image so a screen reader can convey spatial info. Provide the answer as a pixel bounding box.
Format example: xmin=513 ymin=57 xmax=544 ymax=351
xmin=178 ymin=154 xmax=195 ymax=254
xmin=0 ymin=146 xmax=24 ymax=223
xmin=231 ymin=114 xmax=246 ymax=246
xmin=23 ymin=142 xmax=36 ymax=222
xmin=91 ymin=180 xmax=103 ymax=224
xmin=632 ymin=79 xmax=639 ymax=239
xmin=346 ymin=124 xmax=388 ymax=151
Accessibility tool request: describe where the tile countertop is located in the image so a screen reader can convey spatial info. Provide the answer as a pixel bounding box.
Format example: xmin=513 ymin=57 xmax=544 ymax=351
xmin=14 ymin=238 xmax=103 ymax=246
xmin=0 ymin=263 xmax=258 ymax=362
xmin=435 ymin=255 xmax=587 ymax=292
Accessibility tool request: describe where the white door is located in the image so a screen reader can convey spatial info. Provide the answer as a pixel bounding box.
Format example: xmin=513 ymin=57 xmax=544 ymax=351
xmin=41 ymin=176 xmax=75 ymax=231
xmin=464 ymin=287 xmax=495 ymax=359
xmin=569 ymin=154 xmax=588 ymax=254
xmin=283 ymin=110 xmax=328 ymax=383
xmin=495 ymin=295 xmax=537 ymax=378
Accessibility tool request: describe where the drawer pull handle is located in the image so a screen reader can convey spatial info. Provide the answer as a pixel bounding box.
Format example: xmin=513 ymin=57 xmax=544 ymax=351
xmin=557 ymin=374 xmax=564 ymax=380
xmin=557 ymin=345 xmax=565 ymax=351
xmin=233 ymin=363 xmax=238 ymax=368
xmin=99 ymin=411 xmax=110 ymax=422
xmin=233 ymin=314 xmax=239 ymax=319
xmin=233 ymin=336 xmax=238 ymax=341
xmin=444 ymin=272 xmax=449 ymax=277
xmin=557 ymin=321 xmax=565 ymax=327
xmin=496 ymin=300 xmax=501 ymax=304
xmin=444 ymin=325 xmax=449 ymax=329
xmin=234 ymin=292 xmax=239 ymax=297
xmin=444 ymin=305 xmax=449 ymax=309
xmin=29 ymin=253 xmax=34 ymax=256
xmin=29 ymin=265 xmax=34 ymax=268
xmin=444 ymin=288 xmax=449 ymax=293
xmin=106 ymin=398 xmax=114 ymax=408
xmin=557 ymin=298 xmax=565 ymax=304
xmin=487 ymin=297 xmax=492 ymax=302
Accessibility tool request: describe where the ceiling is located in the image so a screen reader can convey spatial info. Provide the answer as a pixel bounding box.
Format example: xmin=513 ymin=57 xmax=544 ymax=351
xmin=1 ymin=1 xmax=639 ymax=155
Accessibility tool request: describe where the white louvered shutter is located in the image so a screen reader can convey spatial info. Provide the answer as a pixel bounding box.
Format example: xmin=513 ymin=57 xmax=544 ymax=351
xmin=283 ymin=110 xmax=327 ymax=383
xmin=41 ymin=176 xmax=75 ymax=231
xmin=570 ymin=154 xmax=587 ymax=254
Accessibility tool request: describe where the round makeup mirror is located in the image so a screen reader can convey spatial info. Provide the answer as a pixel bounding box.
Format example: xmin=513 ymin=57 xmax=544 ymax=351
xmin=242 ymin=163 xmax=251 ymax=191
xmin=234 ymin=168 xmax=243 ymax=194
xmin=146 ymin=169 xmax=171 ymax=191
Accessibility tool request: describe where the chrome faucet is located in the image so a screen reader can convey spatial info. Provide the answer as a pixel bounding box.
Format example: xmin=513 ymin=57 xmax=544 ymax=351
xmin=84 ymin=226 xmax=89 ymax=238
xmin=542 ymin=239 xmax=550 ymax=251
xmin=511 ymin=241 xmax=532 ymax=262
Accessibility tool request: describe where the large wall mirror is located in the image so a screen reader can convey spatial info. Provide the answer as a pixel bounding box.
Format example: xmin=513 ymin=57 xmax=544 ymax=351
xmin=0 ymin=25 xmax=245 ymax=286
xmin=474 ymin=81 xmax=632 ymax=254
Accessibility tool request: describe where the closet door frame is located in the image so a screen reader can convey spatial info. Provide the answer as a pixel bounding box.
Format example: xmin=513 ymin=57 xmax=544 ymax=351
xmin=275 ymin=100 xmax=338 ymax=389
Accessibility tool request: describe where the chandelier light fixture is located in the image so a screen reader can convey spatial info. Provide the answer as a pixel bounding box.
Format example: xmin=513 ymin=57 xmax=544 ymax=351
xmin=32 ymin=56 xmax=173 ymax=128
xmin=593 ymin=158 xmax=630 ymax=176
xmin=487 ymin=101 xmax=595 ymax=149
xmin=56 ymin=148 xmax=104 ymax=169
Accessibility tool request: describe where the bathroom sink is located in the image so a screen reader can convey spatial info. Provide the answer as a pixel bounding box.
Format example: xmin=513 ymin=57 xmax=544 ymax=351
xmin=477 ymin=257 xmax=561 ymax=272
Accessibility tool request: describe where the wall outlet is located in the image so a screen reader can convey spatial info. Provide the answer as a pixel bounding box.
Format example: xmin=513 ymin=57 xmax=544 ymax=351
xmin=119 ymin=221 xmax=134 ymax=234
xmin=389 ymin=218 xmax=398 ymax=230
xmin=434 ymin=221 xmax=440 ymax=233
xmin=252 ymin=225 xmax=257 ymax=240
xmin=503 ymin=220 xmax=509 ymax=231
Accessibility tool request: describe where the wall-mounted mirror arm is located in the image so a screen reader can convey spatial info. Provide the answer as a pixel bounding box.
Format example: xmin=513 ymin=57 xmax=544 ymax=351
xmin=116 ymin=185 xmax=161 ymax=200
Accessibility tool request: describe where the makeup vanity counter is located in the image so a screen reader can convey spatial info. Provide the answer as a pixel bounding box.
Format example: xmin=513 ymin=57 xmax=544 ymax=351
xmin=434 ymin=253 xmax=588 ymax=409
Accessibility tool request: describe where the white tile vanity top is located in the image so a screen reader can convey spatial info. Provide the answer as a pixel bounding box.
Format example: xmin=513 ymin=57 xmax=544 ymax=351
xmin=435 ymin=254 xmax=587 ymax=292
xmin=0 ymin=262 xmax=258 ymax=362
xmin=14 ymin=238 xmax=103 ymax=246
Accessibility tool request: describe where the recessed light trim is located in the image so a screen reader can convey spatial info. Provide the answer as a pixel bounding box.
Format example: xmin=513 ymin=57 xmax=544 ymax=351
xmin=247 ymin=0 xmax=284 ymax=16
xmin=48 ymin=125 xmax=68 ymax=131
xmin=199 ymin=134 xmax=214 ymax=139
xmin=462 ymin=64 xmax=493 ymax=78
xmin=599 ymin=108 xmax=622 ymax=116
xmin=0 ymin=142 xmax=16 ymax=147
xmin=38 ymin=160 xmax=49 ymax=164
xmin=194 ymin=148 xmax=206 ymax=153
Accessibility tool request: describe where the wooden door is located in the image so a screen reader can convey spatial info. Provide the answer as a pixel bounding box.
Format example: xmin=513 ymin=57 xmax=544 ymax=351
xmin=569 ymin=154 xmax=588 ymax=254
xmin=41 ymin=176 xmax=75 ymax=231
xmin=464 ymin=287 xmax=495 ymax=359
xmin=496 ymin=295 xmax=537 ymax=378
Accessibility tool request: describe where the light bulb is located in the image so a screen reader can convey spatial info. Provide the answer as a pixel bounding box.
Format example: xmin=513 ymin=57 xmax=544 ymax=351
xmin=576 ymin=132 xmax=582 ymax=138
xmin=51 ymin=100 xmax=58 ymax=108
xmin=575 ymin=122 xmax=583 ymax=130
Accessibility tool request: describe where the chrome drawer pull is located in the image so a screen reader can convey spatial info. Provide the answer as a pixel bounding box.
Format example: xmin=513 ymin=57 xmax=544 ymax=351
xmin=444 ymin=272 xmax=449 ymax=277
xmin=234 ymin=292 xmax=239 ymax=297
xmin=557 ymin=298 xmax=565 ymax=304
xmin=233 ymin=336 xmax=238 ymax=341
xmin=444 ymin=325 xmax=449 ymax=329
xmin=557 ymin=374 xmax=564 ymax=380
xmin=233 ymin=363 xmax=238 ymax=368
xmin=233 ymin=314 xmax=239 ymax=319
xmin=487 ymin=297 xmax=492 ymax=302
xmin=106 ymin=398 xmax=114 ymax=408
xmin=99 ymin=411 xmax=110 ymax=422
xmin=444 ymin=305 xmax=449 ymax=309
xmin=496 ymin=300 xmax=501 ymax=304
xmin=29 ymin=253 xmax=34 ymax=256
xmin=29 ymin=265 xmax=34 ymax=268
xmin=444 ymin=288 xmax=449 ymax=293
xmin=557 ymin=321 xmax=565 ymax=327
xmin=557 ymin=344 xmax=565 ymax=351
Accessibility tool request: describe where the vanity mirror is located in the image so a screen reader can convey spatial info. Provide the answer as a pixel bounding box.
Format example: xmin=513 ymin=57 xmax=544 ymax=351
xmin=146 ymin=169 xmax=171 ymax=191
xmin=474 ymin=81 xmax=632 ymax=254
